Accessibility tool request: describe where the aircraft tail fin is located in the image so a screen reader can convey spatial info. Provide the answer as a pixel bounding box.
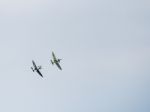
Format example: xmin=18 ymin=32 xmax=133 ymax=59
xmin=58 ymin=59 xmax=62 ymax=62
xmin=38 ymin=66 xmax=42 ymax=69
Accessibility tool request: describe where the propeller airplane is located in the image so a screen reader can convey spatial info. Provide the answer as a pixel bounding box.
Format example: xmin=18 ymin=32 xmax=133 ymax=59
xmin=51 ymin=52 xmax=62 ymax=70
xmin=31 ymin=60 xmax=43 ymax=77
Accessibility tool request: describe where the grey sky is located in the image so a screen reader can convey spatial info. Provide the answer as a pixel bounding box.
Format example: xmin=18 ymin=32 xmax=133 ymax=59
xmin=0 ymin=0 xmax=150 ymax=112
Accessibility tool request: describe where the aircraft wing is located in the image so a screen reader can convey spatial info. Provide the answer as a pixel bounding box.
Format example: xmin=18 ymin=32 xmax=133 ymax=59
xmin=55 ymin=62 xmax=62 ymax=70
xmin=36 ymin=69 xmax=43 ymax=77
xmin=52 ymin=52 xmax=57 ymax=60
xmin=32 ymin=60 xmax=37 ymax=69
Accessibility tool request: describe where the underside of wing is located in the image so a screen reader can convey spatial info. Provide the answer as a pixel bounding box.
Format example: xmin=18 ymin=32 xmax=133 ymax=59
xmin=55 ymin=62 xmax=62 ymax=70
xmin=36 ymin=70 xmax=43 ymax=77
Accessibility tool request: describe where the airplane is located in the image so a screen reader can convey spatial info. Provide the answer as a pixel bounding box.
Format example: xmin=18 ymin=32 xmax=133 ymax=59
xmin=51 ymin=51 xmax=62 ymax=70
xmin=31 ymin=60 xmax=43 ymax=77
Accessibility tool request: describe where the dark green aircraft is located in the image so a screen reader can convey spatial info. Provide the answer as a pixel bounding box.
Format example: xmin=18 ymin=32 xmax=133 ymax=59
xmin=51 ymin=52 xmax=62 ymax=70
xmin=31 ymin=60 xmax=43 ymax=77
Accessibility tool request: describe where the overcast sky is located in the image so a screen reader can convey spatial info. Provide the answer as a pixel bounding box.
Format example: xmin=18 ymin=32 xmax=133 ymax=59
xmin=0 ymin=0 xmax=150 ymax=112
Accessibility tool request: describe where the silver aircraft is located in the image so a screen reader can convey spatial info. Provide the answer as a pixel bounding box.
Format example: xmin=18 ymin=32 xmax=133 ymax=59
xmin=51 ymin=52 xmax=62 ymax=70
xmin=31 ymin=60 xmax=43 ymax=77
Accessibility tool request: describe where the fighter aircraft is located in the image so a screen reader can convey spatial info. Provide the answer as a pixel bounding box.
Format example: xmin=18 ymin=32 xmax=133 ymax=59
xmin=51 ymin=52 xmax=62 ymax=70
xmin=31 ymin=60 xmax=43 ymax=77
